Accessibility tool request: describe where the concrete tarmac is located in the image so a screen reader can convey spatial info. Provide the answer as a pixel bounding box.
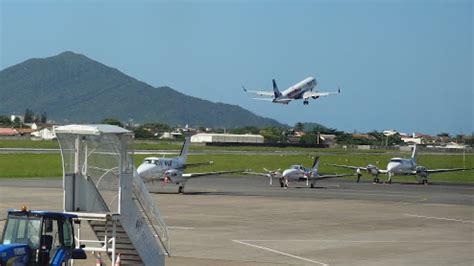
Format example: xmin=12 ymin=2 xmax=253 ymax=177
xmin=0 ymin=176 xmax=473 ymax=265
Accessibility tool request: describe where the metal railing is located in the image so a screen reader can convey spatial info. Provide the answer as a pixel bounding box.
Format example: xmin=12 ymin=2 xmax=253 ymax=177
xmin=132 ymin=172 xmax=171 ymax=256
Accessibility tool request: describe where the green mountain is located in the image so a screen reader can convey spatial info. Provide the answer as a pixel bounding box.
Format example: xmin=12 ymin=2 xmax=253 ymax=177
xmin=0 ymin=51 xmax=284 ymax=128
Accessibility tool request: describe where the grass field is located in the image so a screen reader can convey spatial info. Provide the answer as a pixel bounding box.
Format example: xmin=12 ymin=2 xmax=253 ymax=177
xmin=0 ymin=140 xmax=59 ymax=149
xmin=1 ymin=152 xmax=473 ymax=183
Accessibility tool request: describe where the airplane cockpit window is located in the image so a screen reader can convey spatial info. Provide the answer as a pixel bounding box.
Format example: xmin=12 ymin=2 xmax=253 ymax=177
xmin=144 ymin=159 xmax=153 ymax=164
xmin=291 ymin=165 xmax=302 ymax=170
xmin=390 ymin=159 xmax=402 ymax=163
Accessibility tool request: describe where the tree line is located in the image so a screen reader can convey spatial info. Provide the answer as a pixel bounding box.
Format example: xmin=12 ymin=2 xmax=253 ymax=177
xmin=0 ymin=109 xmax=48 ymax=128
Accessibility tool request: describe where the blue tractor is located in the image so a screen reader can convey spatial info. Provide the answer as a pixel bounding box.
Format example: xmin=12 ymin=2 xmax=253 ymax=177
xmin=0 ymin=208 xmax=86 ymax=265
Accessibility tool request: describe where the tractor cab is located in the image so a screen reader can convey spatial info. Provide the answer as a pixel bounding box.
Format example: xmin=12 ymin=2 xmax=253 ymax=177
xmin=0 ymin=208 xmax=86 ymax=266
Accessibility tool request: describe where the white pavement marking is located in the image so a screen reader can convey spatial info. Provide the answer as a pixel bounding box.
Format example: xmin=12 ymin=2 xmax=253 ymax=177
xmin=232 ymin=240 xmax=328 ymax=266
xmin=168 ymin=226 xmax=195 ymax=230
xmin=236 ymin=239 xmax=472 ymax=243
xmin=404 ymin=214 xmax=474 ymax=224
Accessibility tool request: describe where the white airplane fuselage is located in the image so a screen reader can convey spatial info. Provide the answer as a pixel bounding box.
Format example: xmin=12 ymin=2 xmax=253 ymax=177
xmin=282 ymin=165 xmax=314 ymax=183
xmin=137 ymin=157 xmax=186 ymax=184
xmin=386 ymin=158 xmax=416 ymax=176
xmin=281 ymin=77 xmax=317 ymax=100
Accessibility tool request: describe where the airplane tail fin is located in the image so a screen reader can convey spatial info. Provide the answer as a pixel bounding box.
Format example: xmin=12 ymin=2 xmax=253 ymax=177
xmin=311 ymin=156 xmax=320 ymax=172
xmin=411 ymin=145 xmax=417 ymax=163
xmin=179 ymin=136 xmax=191 ymax=163
xmin=272 ymin=79 xmax=282 ymax=98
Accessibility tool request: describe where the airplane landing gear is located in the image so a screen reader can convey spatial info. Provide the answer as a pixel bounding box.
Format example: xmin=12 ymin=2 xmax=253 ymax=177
xmin=178 ymin=185 xmax=185 ymax=194
xmin=303 ymin=100 xmax=309 ymax=105
xmin=373 ymin=176 xmax=380 ymax=184
xmin=387 ymin=173 xmax=393 ymax=184
xmin=422 ymin=178 xmax=429 ymax=185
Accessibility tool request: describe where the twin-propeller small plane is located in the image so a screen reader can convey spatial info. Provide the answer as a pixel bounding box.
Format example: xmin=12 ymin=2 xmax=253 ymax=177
xmin=248 ymin=157 xmax=354 ymax=188
xmin=137 ymin=137 xmax=244 ymax=194
xmin=329 ymin=145 xmax=473 ymax=184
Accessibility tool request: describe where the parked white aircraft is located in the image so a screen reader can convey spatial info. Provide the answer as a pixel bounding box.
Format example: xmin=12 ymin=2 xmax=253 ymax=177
xmin=249 ymin=157 xmax=353 ymax=188
xmin=329 ymin=145 xmax=472 ymax=184
xmin=137 ymin=137 xmax=243 ymax=193
xmin=242 ymin=76 xmax=340 ymax=105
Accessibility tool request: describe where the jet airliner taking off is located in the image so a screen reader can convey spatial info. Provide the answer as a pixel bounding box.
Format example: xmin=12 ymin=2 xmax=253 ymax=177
xmin=137 ymin=137 xmax=244 ymax=194
xmin=242 ymin=76 xmax=340 ymax=105
xmin=329 ymin=145 xmax=473 ymax=184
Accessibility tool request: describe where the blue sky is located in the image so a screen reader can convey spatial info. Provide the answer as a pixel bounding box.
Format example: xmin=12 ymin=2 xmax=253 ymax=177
xmin=1 ymin=0 xmax=472 ymax=135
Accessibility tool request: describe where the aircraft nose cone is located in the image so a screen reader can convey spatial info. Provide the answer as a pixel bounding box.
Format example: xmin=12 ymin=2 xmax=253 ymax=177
xmin=282 ymin=169 xmax=297 ymax=178
xmin=137 ymin=163 xmax=155 ymax=178
xmin=386 ymin=163 xmax=397 ymax=173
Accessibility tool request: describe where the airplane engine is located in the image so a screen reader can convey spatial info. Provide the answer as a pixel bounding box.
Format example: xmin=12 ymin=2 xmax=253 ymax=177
xmin=366 ymin=164 xmax=379 ymax=174
xmin=164 ymin=169 xmax=180 ymax=183
xmin=366 ymin=164 xmax=381 ymax=183
xmin=415 ymin=166 xmax=429 ymax=177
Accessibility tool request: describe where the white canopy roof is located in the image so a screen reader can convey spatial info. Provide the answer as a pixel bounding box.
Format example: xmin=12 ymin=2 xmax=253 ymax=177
xmin=54 ymin=124 xmax=131 ymax=136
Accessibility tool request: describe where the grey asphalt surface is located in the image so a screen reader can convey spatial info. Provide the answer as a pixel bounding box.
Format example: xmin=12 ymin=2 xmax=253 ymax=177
xmin=0 ymin=176 xmax=473 ymax=265
xmin=2 ymin=176 xmax=472 ymax=205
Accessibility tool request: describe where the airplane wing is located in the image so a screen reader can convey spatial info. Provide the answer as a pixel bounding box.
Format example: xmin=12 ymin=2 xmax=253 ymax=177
xmin=182 ymin=169 xmax=246 ymax=179
xmin=244 ymin=171 xmax=270 ymax=177
xmin=242 ymin=86 xmax=275 ymax=97
xmin=327 ymin=163 xmax=387 ymax=174
xmin=184 ymin=161 xmax=214 ymax=167
xmin=410 ymin=167 xmax=474 ymax=175
xmin=328 ymin=164 xmax=368 ymax=171
xmin=426 ymin=168 xmax=474 ymax=173
xmin=252 ymin=98 xmax=275 ymax=101
xmin=312 ymin=173 xmax=355 ymax=180
xmin=302 ymin=88 xmax=340 ymax=100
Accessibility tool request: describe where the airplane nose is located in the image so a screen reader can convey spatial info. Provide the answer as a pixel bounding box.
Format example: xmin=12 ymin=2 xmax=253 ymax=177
xmin=386 ymin=163 xmax=396 ymax=173
xmin=137 ymin=163 xmax=155 ymax=178
xmin=282 ymin=169 xmax=291 ymax=177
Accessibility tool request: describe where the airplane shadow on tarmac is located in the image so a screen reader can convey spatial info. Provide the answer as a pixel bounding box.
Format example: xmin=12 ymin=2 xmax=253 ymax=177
xmin=148 ymin=190 xmax=251 ymax=196
xmin=147 ymin=186 xmax=331 ymax=196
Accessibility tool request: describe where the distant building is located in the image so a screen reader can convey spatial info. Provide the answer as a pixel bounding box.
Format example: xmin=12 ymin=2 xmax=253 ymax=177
xmin=401 ymin=133 xmax=422 ymax=145
xmin=31 ymin=128 xmax=56 ymax=140
xmin=159 ymin=131 xmax=183 ymax=139
xmin=443 ymin=142 xmax=466 ymax=149
xmin=320 ymin=134 xmax=337 ymax=145
xmin=287 ymin=131 xmax=305 ymax=143
xmin=0 ymin=128 xmax=18 ymax=136
xmin=191 ymin=133 xmax=264 ymax=144
xmin=383 ymin=129 xmax=398 ymax=136
xmin=16 ymin=128 xmax=35 ymax=136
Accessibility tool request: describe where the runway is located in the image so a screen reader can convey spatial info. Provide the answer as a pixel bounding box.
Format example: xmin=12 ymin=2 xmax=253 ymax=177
xmin=0 ymin=176 xmax=473 ymax=265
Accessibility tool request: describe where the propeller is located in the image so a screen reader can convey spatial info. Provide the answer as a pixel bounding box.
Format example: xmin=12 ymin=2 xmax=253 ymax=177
xmin=161 ymin=174 xmax=170 ymax=187
xmin=304 ymin=170 xmax=312 ymax=186
xmin=263 ymin=168 xmax=281 ymax=185
xmin=162 ymin=169 xmax=178 ymax=186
